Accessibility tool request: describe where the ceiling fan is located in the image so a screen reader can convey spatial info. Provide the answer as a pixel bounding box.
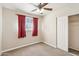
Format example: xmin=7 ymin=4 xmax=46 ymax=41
xmin=31 ymin=3 xmax=52 ymax=14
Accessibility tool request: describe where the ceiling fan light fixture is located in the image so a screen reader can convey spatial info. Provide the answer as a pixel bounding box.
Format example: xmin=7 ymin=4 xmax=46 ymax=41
xmin=39 ymin=9 xmax=44 ymax=13
xmin=36 ymin=9 xmax=40 ymax=12
xmin=36 ymin=8 xmax=44 ymax=13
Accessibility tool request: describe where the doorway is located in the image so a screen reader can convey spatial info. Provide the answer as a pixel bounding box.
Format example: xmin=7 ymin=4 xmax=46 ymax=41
xmin=68 ymin=14 xmax=79 ymax=55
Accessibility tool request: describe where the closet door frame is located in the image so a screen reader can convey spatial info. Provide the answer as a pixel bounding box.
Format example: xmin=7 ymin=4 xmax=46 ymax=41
xmin=0 ymin=6 xmax=2 ymax=55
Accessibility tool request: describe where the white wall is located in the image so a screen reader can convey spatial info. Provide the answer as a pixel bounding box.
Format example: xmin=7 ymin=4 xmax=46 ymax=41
xmin=42 ymin=13 xmax=56 ymax=48
xmin=2 ymin=8 xmax=42 ymax=51
xmin=0 ymin=6 xmax=2 ymax=55
xmin=69 ymin=15 xmax=79 ymax=51
xmin=42 ymin=4 xmax=79 ymax=50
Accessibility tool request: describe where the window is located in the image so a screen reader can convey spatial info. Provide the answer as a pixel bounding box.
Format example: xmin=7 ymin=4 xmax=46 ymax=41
xmin=25 ymin=17 xmax=33 ymax=31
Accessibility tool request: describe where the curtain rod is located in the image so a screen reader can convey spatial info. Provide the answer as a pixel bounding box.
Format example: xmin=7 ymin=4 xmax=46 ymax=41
xmin=16 ymin=14 xmax=38 ymax=18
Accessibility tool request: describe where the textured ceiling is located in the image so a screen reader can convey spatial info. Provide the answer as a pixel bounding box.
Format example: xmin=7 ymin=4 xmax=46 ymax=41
xmin=0 ymin=3 xmax=79 ymax=16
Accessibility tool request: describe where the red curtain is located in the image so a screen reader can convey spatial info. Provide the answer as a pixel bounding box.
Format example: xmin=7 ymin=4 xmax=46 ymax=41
xmin=18 ymin=15 xmax=26 ymax=38
xmin=32 ymin=17 xmax=38 ymax=36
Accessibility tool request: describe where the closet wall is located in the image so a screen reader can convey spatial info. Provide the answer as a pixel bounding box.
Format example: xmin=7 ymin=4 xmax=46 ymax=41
xmin=69 ymin=15 xmax=79 ymax=51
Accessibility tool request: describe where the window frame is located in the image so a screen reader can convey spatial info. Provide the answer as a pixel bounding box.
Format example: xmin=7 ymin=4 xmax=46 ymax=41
xmin=25 ymin=16 xmax=33 ymax=32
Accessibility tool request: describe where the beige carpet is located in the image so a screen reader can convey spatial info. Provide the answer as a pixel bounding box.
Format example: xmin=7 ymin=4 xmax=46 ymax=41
xmin=2 ymin=43 xmax=73 ymax=56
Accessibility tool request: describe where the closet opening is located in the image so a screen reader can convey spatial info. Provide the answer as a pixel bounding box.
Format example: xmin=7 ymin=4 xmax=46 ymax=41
xmin=68 ymin=14 xmax=79 ymax=55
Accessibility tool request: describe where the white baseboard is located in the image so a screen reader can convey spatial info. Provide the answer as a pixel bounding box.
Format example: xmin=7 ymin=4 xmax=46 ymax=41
xmin=43 ymin=41 xmax=56 ymax=48
xmin=2 ymin=41 xmax=42 ymax=53
xmin=69 ymin=52 xmax=77 ymax=56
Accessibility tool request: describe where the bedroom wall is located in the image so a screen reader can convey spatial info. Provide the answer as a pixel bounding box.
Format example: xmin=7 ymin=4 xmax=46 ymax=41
xmin=42 ymin=4 xmax=79 ymax=49
xmin=42 ymin=13 xmax=56 ymax=48
xmin=0 ymin=6 xmax=2 ymax=55
xmin=2 ymin=7 xmax=43 ymax=51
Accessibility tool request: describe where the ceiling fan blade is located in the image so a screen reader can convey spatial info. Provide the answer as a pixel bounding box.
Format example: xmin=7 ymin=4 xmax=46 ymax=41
xmin=41 ymin=3 xmax=48 ymax=8
xmin=31 ymin=9 xmax=37 ymax=12
xmin=44 ymin=8 xmax=52 ymax=11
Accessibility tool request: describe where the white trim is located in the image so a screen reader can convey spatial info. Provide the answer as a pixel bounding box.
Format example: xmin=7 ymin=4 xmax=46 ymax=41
xmin=69 ymin=52 xmax=77 ymax=56
xmin=43 ymin=42 xmax=56 ymax=48
xmin=2 ymin=41 xmax=42 ymax=53
xmin=0 ymin=6 xmax=2 ymax=56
